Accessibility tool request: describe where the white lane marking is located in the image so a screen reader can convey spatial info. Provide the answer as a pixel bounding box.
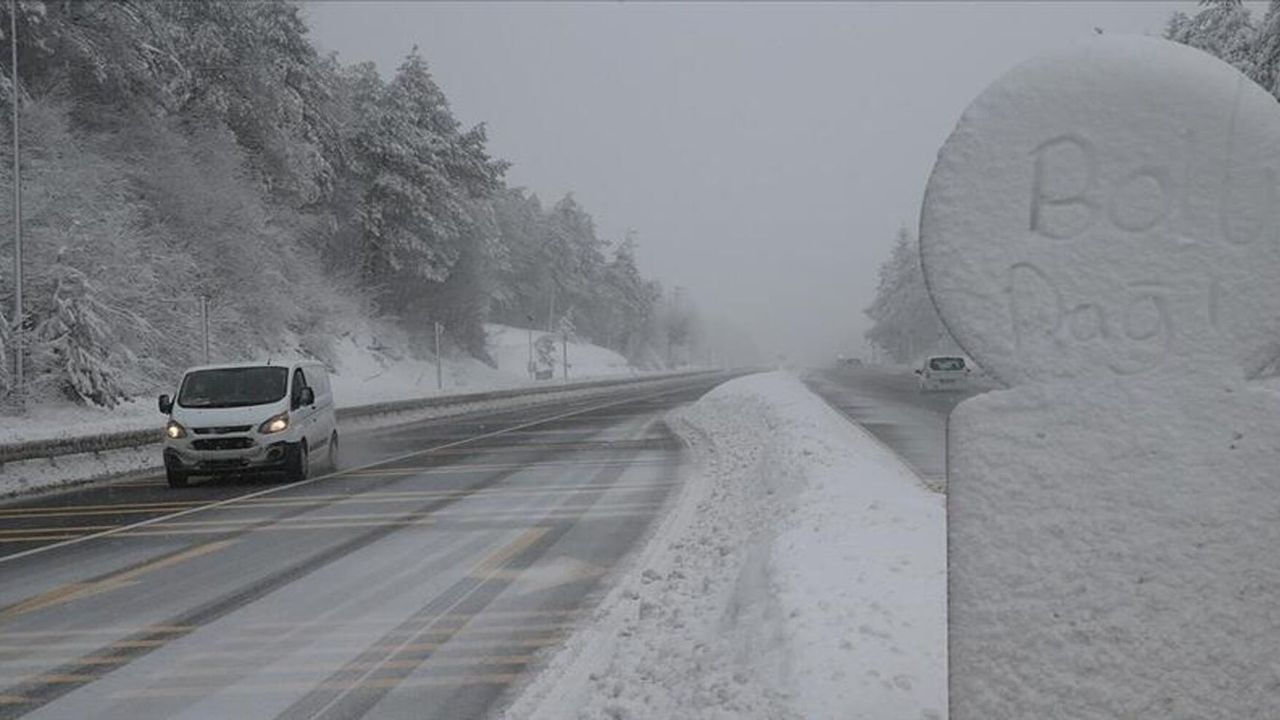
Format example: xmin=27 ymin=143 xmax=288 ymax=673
xmin=0 ymin=379 xmax=713 ymax=566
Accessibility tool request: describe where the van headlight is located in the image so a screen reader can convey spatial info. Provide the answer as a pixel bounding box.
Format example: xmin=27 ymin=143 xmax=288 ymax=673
xmin=165 ymin=420 xmax=187 ymax=439
xmin=259 ymin=413 xmax=289 ymax=434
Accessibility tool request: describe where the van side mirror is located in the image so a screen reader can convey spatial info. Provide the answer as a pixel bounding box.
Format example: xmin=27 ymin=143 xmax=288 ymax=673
xmin=295 ymin=387 xmax=315 ymax=409
xmin=158 ymin=394 xmax=173 ymax=414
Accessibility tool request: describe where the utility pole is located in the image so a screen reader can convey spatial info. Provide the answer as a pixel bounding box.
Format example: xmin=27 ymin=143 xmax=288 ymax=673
xmin=561 ymin=330 xmax=568 ymax=382
xmin=547 ymin=286 xmax=556 ymax=333
xmin=526 ymin=313 xmax=535 ymax=380
xmin=434 ymin=321 xmax=443 ymax=390
xmin=200 ymin=295 xmax=210 ymax=364
xmin=9 ymin=0 xmax=22 ymax=406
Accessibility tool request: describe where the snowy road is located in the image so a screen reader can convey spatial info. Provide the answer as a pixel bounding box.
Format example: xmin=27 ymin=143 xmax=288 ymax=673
xmin=0 ymin=375 xmax=734 ymax=720
xmin=804 ymin=365 xmax=991 ymax=490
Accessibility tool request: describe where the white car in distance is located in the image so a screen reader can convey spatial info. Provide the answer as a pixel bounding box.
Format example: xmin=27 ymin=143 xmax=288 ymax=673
xmin=158 ymin=361 xmax=338 ymax=488
xmin=916 ymin=355 xmax=971 ymax=392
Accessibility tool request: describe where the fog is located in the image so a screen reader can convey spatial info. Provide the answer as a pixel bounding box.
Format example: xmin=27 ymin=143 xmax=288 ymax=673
xmin=305 ymin=1 xmax=1198 ymax=366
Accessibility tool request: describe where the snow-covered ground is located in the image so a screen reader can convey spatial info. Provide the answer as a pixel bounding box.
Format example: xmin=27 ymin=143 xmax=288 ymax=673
xmin=0 ymin=323 xmax=638 ymax=446
xmin=0 ymin=323 xmax=658 ymax=498
xmin=484 ymin=323 xmax=634 ymax=382
xmin=500 ymin=371 xmax=946 ymax=720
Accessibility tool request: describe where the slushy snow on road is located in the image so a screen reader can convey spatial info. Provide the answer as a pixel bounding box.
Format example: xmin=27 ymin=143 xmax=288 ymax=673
xmin=501 ymin=371 xmax=945 ymax=720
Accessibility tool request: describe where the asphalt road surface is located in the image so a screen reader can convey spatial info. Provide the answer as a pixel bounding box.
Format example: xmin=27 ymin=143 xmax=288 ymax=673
xmin=0 ymin=374 xmax=735 ymax=720
xmin=804 ymin=365 xmax=994 ymax=491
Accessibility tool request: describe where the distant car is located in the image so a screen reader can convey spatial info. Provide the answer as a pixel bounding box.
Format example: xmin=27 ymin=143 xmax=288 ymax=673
xmin=916 ymin=355 xmax=970 ymax=391
xmin=158 ymin=361 xmax=338 ymax=488
xmin=836 ymin=356 xmax=864 ymax=368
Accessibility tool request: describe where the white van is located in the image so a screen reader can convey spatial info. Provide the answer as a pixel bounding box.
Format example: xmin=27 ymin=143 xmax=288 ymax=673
xmin=916 ymin=355 xmax=971 ymax=392
xmin=158 ymin=361 xmax=338 ymax=488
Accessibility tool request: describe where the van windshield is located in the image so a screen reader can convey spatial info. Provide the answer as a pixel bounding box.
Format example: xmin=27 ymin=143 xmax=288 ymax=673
xmin=178 ymin=367 xmax=289 ymax=409
xmin=929 ymin=357 xmax=966 ymax=372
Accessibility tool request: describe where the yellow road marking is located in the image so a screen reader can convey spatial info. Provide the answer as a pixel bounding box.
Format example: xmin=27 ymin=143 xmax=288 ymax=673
xmin=0 ymin=655 xmax=534 ymax=688
xmin=0 ymin=638 xmax=168 ymax=653
xmin=0 ymin=625 xmax=193 ymax=639
xmin=144 ymin=654 xmax=533 ymax=680
xmin=0 ymin=378 xmax=705 ymax=566
xmin=6 ymin=636 xmax=562 ymax=663
xmin=0 ymin=624 xmax=565 ymax=656
xmin=0 ymin=541 xmax=235 ymax=621
xmin=131 ymin=616 xmax=573 ymax=638
xmin=111 ymin=673 xmax=521 ymax=699
xmin=23 ymin=674 xmax=96 ymax=684
xmin=101 ymin=513 xmax=647 ymax=540
xmin=235 ymin=608 xmax=577 ymax=632
xmin=0 ymin=481 xmax=677 ymax=523
xmin=0 ymin=500 xmax=201 ymax=516
xmin=344 ymin=458 xmax=669 ymax=476
xmin=0 ymin=525 xmax=118 ymax=536
xmin=292 ymin=526 xmax=562 ymax=715
xmin=306 ymin=622 xmax=570 ymax=638
xmin=0 ymin=508 xmax=655 ymax=543
xmin=473 ymin=527 xmax=550 ymax=576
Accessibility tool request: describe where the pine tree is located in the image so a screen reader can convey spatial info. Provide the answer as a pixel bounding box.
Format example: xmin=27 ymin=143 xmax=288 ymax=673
xmin=865 ymin=227 xmax=951 ymax=363
xmin=32 ymin=255 xmax=126 ymax=407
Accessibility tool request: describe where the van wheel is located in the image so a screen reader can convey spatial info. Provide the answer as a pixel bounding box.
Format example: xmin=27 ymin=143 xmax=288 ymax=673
xmin=286 ymin=441 xmax=309 ymax=482
xmin=327 ymin=432 xmax=339 ymax=471
xmin=166 ymin=468 xmax=189 ymax=489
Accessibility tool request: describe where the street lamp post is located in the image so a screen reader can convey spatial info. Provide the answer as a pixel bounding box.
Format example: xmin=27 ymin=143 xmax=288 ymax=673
xmin=9 ymin=0 xmax=22 ymax=406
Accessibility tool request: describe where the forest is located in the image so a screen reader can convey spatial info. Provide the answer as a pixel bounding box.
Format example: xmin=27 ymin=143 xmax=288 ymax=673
xmin=0 ymin=1 xmax=689 ymax=408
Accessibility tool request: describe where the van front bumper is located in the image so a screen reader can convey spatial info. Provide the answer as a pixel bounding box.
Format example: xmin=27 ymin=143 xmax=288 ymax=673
xmin=163 ymin=440 xmax=293 ymax=475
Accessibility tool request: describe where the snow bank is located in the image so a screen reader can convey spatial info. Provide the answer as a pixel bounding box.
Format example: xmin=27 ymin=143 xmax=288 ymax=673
xmin=500 ymin=371 xmax=945 ymax=720
xmin=949 ymin=371 xmax=1280 ymax=719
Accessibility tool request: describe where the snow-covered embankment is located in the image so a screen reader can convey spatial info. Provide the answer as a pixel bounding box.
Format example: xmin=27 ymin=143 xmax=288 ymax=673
xmin=501 ymin=371 xmax=945 ymax=720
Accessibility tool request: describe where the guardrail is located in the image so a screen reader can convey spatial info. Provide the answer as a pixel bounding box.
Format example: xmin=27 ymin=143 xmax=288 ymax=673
xmin=0 ymin=370 xmax=723 ymax=467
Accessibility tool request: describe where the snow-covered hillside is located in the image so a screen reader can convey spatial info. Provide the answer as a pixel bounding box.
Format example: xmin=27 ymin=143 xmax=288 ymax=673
xmin=0 ymin=323 xmax=638 ymax=446
xmin=484 ymin=324 xmax=633 ymax=381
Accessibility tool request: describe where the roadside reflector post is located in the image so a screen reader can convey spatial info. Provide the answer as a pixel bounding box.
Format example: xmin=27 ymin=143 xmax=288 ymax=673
xmin=434 ymin=321 xmax=443 ymax=391
xmin=200 ymin=295 xmax=210 ymax=365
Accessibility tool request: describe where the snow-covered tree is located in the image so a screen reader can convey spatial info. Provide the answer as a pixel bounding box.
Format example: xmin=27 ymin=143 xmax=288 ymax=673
xmin=0 ymin=0 xmax=669 ymax=408
xmin=31 ymin=256 xmax=126 ymax=406
xmin=1166 ymin=1 xmax=1257 ymax=78
xmin=864 ymin=227 xmax=953 ymax=363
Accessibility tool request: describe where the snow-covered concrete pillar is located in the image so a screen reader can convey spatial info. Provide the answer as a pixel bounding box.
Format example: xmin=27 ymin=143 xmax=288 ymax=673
xmin=919 ymin=36 xmax=1280 ymax=719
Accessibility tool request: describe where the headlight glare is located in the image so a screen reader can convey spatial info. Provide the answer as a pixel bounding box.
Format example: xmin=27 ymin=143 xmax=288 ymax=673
xmin=165 ymin=420 xmax=187 ymax=439
xmin=259 ymin=413 xmax=289 ymax=434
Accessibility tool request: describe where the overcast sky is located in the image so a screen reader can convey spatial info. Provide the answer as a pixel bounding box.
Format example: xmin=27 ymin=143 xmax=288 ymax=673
xmin=304 ymin=1 xmax=1206 ymax=364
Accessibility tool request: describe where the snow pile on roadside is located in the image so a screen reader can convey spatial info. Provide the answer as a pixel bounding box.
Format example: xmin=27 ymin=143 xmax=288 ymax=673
xmin=500 ymin=371 xmax=945 ymax=720
xmin=949 ymin=371 xmax=1280 ymax=718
